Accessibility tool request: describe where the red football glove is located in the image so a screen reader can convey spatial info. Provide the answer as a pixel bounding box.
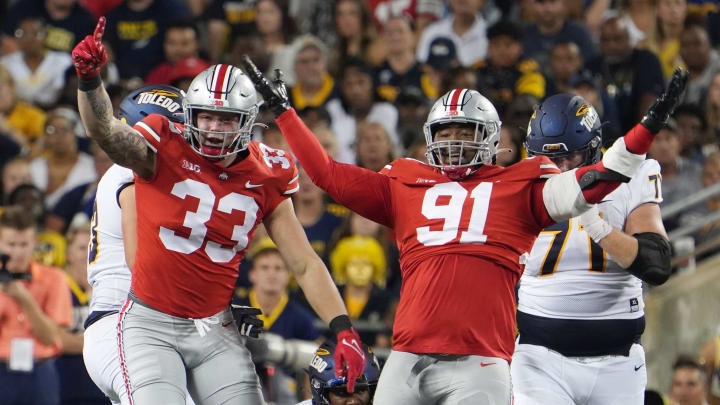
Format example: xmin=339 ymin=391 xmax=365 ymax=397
xmin=72 ymin=16 xmax=108 ymax=78
xmin=334 ymin=327 xmax=366 ymax=393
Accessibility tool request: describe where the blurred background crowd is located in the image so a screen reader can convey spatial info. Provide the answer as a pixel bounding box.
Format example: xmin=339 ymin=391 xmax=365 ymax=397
xmin=2 ymin=0 xmax=720 ymax=404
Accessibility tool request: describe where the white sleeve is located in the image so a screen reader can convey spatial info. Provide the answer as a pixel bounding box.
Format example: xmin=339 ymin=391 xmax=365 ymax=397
xmin=627 ymin=159 xmax=663 ymax=211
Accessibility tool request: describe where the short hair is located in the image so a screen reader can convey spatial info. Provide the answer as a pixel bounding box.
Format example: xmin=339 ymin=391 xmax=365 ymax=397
xmin=0 ymin=205 xmax=36 ymax=231
xmin=165 ymin=17 xmax=199 ymax=38
xmin=674 ymin=103 xmax=707 ymax=131
xmin=673 ymin=355 xmax=706 ymax=378
xmin=487 ymin=20 xmax=523 ymax=42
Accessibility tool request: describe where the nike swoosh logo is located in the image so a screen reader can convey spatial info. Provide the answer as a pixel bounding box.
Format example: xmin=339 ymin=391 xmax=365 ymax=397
xmin=245 ymin=181 xmax=263 ymax=188
xmin=480 ymin=362 xmax=496 ymax=367
xmin=221 ymin=321 xmax=233 ymax=327
xmin=634 ymin=364 xmax=644 ymax=371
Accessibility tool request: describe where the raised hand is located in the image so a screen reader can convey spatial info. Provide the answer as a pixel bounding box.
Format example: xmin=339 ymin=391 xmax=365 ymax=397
xmin=72 ymin=16 xmax=108 ymax=79
xmin=641 ymin=68 xmax=689 ymax=134
xmin=240 ymin=55 xmax=291 ymax=117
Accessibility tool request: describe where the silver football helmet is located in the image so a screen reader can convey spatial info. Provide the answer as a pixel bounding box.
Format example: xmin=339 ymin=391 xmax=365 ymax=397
xmin=423 ymin=89 xmax=502 ymax=179
xmin=183 ymin=64 xmax=259 ymax=158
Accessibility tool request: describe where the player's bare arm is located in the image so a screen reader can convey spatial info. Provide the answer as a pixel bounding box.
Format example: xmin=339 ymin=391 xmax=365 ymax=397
xmin=591 ymin=202 xmax=667 ymax=268
xmin=263 ymin=198 xmax=348 ymax=324
xmin=73 ymin=17 xmax=156 ymax=179
xmin=264 ymin=198 xmax=367 ymax=392
xmin=119 ymin=184 xmax=137 ymax=268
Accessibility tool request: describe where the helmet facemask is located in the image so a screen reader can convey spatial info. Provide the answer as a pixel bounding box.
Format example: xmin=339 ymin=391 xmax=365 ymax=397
xmin=183 ymin=103 xmax=258 ymax=159
xmin=424 ymin=120 xmax=501 ymax=179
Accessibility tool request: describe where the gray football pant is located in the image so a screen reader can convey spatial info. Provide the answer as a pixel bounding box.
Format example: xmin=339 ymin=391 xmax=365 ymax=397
xmin=118 ymin=298 xmax=265 ymax=405
xmin=374 ymin=350 xmax=512 ymax=404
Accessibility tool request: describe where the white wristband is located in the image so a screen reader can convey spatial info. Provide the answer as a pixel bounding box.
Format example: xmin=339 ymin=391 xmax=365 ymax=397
xmin=579 ymin=205 xmax=613 ymax=243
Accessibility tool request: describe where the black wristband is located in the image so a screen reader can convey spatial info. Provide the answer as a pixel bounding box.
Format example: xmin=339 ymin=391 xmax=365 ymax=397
xmin=78 ymin=75 xmax=102 ymax=91
xmin=329 ymin=314 xmax=353 ymax=335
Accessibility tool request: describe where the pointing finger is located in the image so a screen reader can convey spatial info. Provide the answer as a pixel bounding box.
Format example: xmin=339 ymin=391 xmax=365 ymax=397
xmin=93 ymin=16 xmax=106 ymax=45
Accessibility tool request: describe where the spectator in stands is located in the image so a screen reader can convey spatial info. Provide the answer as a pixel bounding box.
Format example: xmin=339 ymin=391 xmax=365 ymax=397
xmin=0 ymin=205 xmax=72 ymax=405
xmin=373 ymin=15 xmax=431 ymax=103
xmin=330 ymin=0 xmax=380 ymax=72
xmin=309 ymin=124 xmax=338 ymax=159
xmin=522 ymin=0 xmax=597 ymax=75
xmin=326 ymin=57 xmax=398 ymax=164
xmin=6 ymin=184 xmax=47 ymax=231
xmin=165 ymin=55 xmax=212 ymax=92
xmin=330 ymin=235 xmax=391 ymax=346
xmin=416 ymin=0 xmax=488 ymax=67
xmin=615 ymin=0 xmax=656 ymax=46
xmin=0 ymin=17 xmax=72 ymax=108
xmin=261 ymin=122 xmax=290 ymax=152
xmin=670 ymin=356 xmax=710 ymax=405
xmin=365 ymin=0 xmax=444 ymax=35
xmin=699 ymin=328 xmax=720 ymax=405
xmin=705 ymin=72 xmax=720 ymax=151
xmin=395 ymin=86 xmax=431 ymax=149
xmin=234 ymin=238 xmax=319 ymax=403
xmin=255 ymin=0 xmax=298 ymax=85
xmin=206 ymin=0 xmax=258 ymax=62
xmin=145 ymin=18 xmax=210 ymax=85
xmin=1 ymin=158 xmax=32 ymax=205
xmin=297 ymin=106 xmax=332 ymax=133
xmin=421 ymin=37 xmax=459 ymax=99
xmin=229 ymin=29 xmax=271 ymax=77
xmin=476 ymin=20 xmax=545 ymax=116
xmin=2 ymin=0 xmax=95 ymax=54
xmin=355 ymin=121 xmax=396 ymax=173
xmin=649 ymin=119 xmax=704 ymax=229
xmin=674 ymin=103 xmax=708 ymax=162
xmin=647 ymin=0 xmax=687 ymax=79
xmin=29 ymin=108 xmax=96 ymax=210
xmin=569 ymin=69 xmax=622 ymax=143
xmin=45 ymin=143 xmax=112 ymax=234
xmin=56 ymin=223 xmax=106 ymax=405
xmin=679 ymin=151 xmax=720 ymax=258
xmin=104 ymin=0 xmax=191 ymax=80
xmin=496 ymin=126 xmax=525 ymax=167
xmin=546 ymin=41 xmax=583 ymax=96
xmin=680 ymin=23 xmax=720 ymax=105
xmin=586 ymin=15 xmax=665 ymax=133
xmin=294 ymin=166 xmax=345 ymax=264
xmin=288 ymin=35 xmax=339 ymax=110
xmin=0 ymin=65 xmax=44 ymax=157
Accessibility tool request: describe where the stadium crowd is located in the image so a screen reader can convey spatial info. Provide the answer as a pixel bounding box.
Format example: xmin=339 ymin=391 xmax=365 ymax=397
xmin=1 ymin=0 xmax=720 ymax=404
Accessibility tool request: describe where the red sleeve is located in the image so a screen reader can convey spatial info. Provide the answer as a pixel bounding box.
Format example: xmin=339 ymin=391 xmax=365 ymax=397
xmin=275 ymin=109 xmax=394 ymax=228
xmin=132 ymin=114 xmax=168 ymax=153
xmin=530 ymin=180 xmax=555 ymax=229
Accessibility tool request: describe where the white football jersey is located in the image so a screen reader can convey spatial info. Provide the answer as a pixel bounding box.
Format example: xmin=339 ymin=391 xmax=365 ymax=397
xmin=518 ymin=159 xmax=662 ymax=320
xmin=87 ymin=164 xmax=134 ymax=312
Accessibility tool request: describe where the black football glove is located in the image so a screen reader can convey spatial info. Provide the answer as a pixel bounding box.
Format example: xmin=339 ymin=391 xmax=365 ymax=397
xmin=230 ymin=304 xmax=263 ymax=339
xmin=241 ymin=55 xmax=291 ymax=117
xmin=640 ymin=68 xmax=689 ymax=134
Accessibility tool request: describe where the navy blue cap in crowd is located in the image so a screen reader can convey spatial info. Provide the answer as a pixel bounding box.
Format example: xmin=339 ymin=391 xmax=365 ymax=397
xmin=118 ymin=84 xmax=185 ymax=127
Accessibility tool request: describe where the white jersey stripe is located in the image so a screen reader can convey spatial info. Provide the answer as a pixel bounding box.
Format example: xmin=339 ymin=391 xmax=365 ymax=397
xmin=136 ymin=122 xmax=161 ymax=143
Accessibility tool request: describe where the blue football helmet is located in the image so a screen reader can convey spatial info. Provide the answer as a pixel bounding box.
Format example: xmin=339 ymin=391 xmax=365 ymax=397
xmin=524 ymin=93 xmax=602 ymax=167
xmin=118 ymin=84 xmax=185 ymax=126
xmin=308 ymin=341 xmax=380 ymax=405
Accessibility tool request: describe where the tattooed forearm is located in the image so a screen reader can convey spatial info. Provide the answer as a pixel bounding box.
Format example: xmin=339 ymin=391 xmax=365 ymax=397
xmin=78 ymin=86 xmax=155 ymax=178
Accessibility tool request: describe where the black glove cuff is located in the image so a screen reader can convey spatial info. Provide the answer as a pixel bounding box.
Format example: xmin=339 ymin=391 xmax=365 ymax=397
xmin=330 ymin=314 xmax=353 ymax=335
xmin=78 ymin=75 xmax=102 ymax=92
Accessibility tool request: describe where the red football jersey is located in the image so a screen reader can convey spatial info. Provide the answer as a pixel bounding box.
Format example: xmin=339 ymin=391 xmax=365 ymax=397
xmin=131 ymin=114 xmax=298 ymax=318
xmin=379 ymin=158 xmax=560 ymax=360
